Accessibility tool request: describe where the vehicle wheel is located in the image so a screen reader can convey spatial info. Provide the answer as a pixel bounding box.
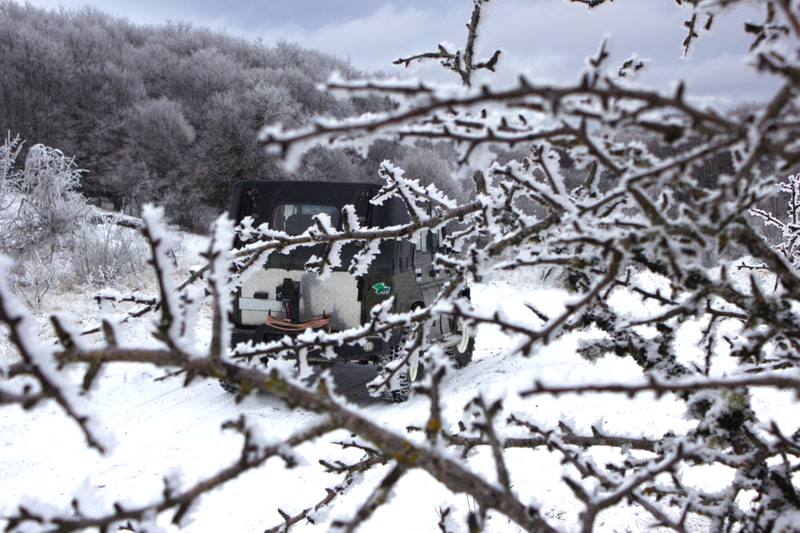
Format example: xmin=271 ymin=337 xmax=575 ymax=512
xmin=219 ymin=378 xmax=240 ymax=394
xmin=378 ymin=328 xmax=422 ymax=403
xmin=446 ymin=317 xmax=474 ymax=368
xmin=381 ymin=368 xmax=411 ymax=403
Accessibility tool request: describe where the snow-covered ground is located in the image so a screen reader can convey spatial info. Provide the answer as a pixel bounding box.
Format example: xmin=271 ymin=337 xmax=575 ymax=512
xmin=0 ymin=234 xmax=791 ymax=532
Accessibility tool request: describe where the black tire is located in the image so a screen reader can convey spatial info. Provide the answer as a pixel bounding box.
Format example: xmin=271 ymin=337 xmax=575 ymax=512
xmin=378 ymin=328 xmax=422 ymax=403
xmin=219 ymin=378 xmax=240 ymax=394
xmin=381 ymin=368 xmax=412 ymax=403
xmin=446 ymin=317 xmax=474 ymax=368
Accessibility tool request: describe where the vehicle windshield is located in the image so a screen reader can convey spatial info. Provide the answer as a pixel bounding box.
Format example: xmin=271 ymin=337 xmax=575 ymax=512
xmin=274 ymin=204 xmax=341 ymax=235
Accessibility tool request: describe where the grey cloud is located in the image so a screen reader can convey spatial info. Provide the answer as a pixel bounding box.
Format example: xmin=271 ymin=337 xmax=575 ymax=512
xmin=20 ymin=0 xmax=783 ymax=103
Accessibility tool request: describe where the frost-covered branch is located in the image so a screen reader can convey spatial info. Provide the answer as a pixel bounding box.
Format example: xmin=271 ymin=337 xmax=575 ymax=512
xmin=392 ymin=0 xmax=501 ymax=87
xmin=0 ymin=257 xmax=109 ymax=453
xmin=8 ymin=1 xmax=800 ymax=532
xmin=41 ymin=345 xmax=559 ymax=533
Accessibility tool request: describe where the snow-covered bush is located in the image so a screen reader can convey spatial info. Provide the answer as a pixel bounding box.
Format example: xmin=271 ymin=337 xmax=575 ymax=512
xmin=7 ymin=1 xmax=800 ymax=532
xmin=1 ymin=140 xmax=88 ymax=250
xmin=0 ymin=138 xmax=150 ymax=300
xmin=67 ymin=222 xmax=151 ymax=289
xmin=11 ymin=250 xmax=62 ymax=307
xmin=14 ymin=143 xmax=89 ymax=251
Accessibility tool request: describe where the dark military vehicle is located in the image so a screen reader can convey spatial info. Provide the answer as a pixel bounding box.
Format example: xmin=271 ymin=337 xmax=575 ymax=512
xmin=225 ymin=180 xmax=474 ymax=401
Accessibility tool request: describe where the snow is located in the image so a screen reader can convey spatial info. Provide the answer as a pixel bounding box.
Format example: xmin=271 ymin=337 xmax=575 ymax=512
xmin=0 ymin=231 xmax=784 ymax=533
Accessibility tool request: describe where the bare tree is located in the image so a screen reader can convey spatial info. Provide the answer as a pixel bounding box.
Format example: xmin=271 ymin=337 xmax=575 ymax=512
xmin=6 ymin=1 xmax=800 ymax=532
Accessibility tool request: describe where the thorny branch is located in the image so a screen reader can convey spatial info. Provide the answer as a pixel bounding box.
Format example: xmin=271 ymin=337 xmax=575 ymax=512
xmin=392 ymin=0 xmax=501 ymax=87
xmin=7 ymin=1 xmax=800 ymax=532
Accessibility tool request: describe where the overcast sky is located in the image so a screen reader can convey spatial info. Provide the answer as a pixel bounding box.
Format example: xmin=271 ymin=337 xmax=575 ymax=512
xmin=21 ymin=0 xmax=780 ymax=107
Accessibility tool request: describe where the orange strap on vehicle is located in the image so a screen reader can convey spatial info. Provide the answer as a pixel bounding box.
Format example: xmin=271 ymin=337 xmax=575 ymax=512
xmin=264 ymin=314 xmax=332 ymax=333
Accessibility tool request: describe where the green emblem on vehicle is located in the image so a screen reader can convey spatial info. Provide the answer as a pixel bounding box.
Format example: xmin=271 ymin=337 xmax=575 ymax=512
xmin=372 ymin=282 xmax=391 ymax=295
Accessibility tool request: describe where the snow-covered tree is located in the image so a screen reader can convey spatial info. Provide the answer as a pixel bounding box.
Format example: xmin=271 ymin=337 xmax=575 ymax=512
xmin=0 ymin=137 xmax=149 ymax=304
xmin=1 ymin=141 xmax=88 ymax=253
xmin=0 ymin=2 xmax=393 ymax=224
xmin=7 ymin=1 xmax=800 ymax=532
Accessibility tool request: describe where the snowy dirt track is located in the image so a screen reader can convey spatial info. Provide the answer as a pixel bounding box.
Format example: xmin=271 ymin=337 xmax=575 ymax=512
xmin=0 ymin=273 xmax=721 ymax=533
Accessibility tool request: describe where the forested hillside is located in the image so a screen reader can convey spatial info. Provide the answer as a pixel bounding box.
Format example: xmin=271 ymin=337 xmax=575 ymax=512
xmin=0 ymin=1 xmax=435 ymax=230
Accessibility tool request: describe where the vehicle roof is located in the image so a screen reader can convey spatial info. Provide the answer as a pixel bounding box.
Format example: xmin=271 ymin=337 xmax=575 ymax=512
xmin=229 ymin=180 xmax=412 ymax=228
